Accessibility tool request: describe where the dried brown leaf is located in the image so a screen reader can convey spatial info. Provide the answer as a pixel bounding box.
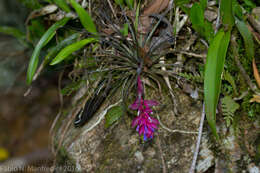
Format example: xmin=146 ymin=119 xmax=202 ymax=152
xmin=138 ymin=0 xmax=169 ymax=34
xmin=249 ymin=94 xmax=260 ymax=103
xmin=142 ymin=0 xmax=169 ymax=15
xmin=252 ymin=58 xmax=260 ymax=88
xmin=26 ymin=4 xmax=58 ymax=24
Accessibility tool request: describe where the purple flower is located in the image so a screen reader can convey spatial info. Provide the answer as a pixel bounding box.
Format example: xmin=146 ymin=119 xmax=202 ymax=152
xmin=130 ymin=76 xmax=159 ymax=141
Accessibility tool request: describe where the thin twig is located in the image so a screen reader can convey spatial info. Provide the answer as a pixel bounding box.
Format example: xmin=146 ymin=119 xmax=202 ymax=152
xmin=160 ymin=56 xmax=179 ymax=115
xmin=189 ymin=103 xmax=205 ymax=173
xmin=179 ymin=51 xmax=207 ymax=58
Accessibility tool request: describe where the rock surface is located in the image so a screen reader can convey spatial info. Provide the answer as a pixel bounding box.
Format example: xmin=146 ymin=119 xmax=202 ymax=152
xmin=53 ymin=84 xmax=260 ymax=172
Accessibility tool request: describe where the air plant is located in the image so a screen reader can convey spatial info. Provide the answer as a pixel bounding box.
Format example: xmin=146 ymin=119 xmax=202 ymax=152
xmin=74 ymin=8 xmax=176 ymax=141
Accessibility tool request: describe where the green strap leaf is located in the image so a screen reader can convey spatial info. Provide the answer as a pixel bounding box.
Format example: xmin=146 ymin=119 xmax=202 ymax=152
xmin=53 ymin=0 xmax=71 ymax=12
xmin=220 ymin=0 xmax=234 ymax=29
xmin=204 ymin=29 xmax=231 ymax=140
xmin=235 ymin=17 xmax=254 ymax=59
xmin=50 ymin=38 xmax=98 ymax=65
xmin=69 ymin=0 xmax=97 ymax=34
xmin=27 ymin=17 xmax=70 ymax=85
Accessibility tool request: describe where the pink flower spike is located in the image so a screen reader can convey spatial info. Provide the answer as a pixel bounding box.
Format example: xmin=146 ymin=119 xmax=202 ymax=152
xmin=130 ymin=75 xmax=160 ymax=141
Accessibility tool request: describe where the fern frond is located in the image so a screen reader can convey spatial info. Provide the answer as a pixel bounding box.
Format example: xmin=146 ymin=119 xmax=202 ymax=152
xmin=221 ymin=96 xmax=240 ymax=127
xmin=179 ymin=72 xmax=203 ymax=83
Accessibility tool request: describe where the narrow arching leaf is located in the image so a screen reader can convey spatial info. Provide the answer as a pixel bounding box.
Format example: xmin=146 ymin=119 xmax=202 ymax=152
xmin=27 ymin=17 xmax=70 ymax=85
xmin=204 ymin=29 xmax=231 ymax=140
xmin=45 ymin=33 xmax=80 ymax=63
xmin=235 ymin=17 xmax=254 ymax=60
xmin=69 ymin=0 xmax=97 ymax=34
xmin=50 ymin=38 xmax=97 ymax=65
xmin=53 ymin=0 xmax=71 ymax=12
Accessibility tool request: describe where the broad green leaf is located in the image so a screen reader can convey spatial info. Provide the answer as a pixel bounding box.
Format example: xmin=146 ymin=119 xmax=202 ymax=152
xmin=0 ymin=26 xmax=24 ymax=39
xmin=190 ymin=2 xmax=214 ymax=42
xmin=69 ymin=0 xmax=97 ymax=34
xmin=235 ymin=17 xmax=254 ymax=60
xmin=53 ymin=0 xmax=71 ymax=12
xmin=220 ymin=0 xmax=234 ymax=29
xmin=105 ymin=106 xmax=123 ymax=128
xmin=50 ymin=38 xmax=97 ymax=65
xmin=27 ymin=17 xmax=70 ymax=84
xmin=204 ymin=29 xmax=231 ymax=140
xmin=190 ymin=3 xmax=204 ymax=29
